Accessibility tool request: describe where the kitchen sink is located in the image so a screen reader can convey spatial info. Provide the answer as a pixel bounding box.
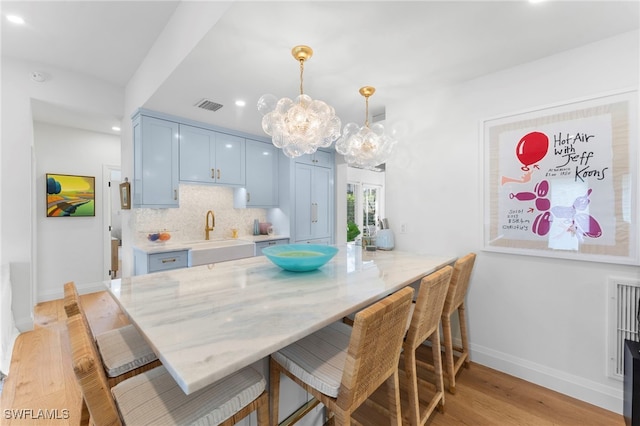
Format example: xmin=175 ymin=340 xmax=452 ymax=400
xmin=186 ymin=239 xmax=255 ymax=266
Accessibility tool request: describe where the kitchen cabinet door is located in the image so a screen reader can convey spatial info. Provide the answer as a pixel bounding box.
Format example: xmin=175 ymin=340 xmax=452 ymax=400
xmin=312 ymin=165 xmax=331 ymax=240
xmin=245 ymin=140 xmax=278 ymax=207
xmin=133 ymin=115 xmax=179 ymax=208
xmin=215 ymin=132 xmax=245 ymax=186
xmin=294 ymin=162 xmax=332 ymax=243
xmin=296 ymin=150 xmax=333 ymax=168
xmin=179 ymin=124 xmax=216 ymax=183
xmin=179 ymin=124 xmax=245 ymax=186
xmin=254 ymin=238 xmax=289 ymax=255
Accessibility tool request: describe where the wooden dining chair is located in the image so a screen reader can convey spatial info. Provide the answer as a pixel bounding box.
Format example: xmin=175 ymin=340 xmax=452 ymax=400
xmin=441 ymin=253 xmax=476 ymax=394
xmin=66 ymin=313 xmax=269 ymax=426
xmin=351 ymin=266 xmax=452 ymax=426
xmin=401 ymin=265 xmax=452 ymax=425
xmin=270 ymin=286 xmax=414 ymax=426
xmin=63 ymin=281 xmax=161 ymax=387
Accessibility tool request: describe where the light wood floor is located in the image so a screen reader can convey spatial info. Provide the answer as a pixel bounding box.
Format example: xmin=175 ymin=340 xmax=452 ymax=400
xmin=0 ymin=291 xmax=624 ymax=425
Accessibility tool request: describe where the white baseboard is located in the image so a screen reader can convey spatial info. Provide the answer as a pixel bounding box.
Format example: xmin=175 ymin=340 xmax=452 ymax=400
xmin=37 ymin=281 xmax=108 ymax=303
xmin=14 ymin=316 xmax=33 ymax=333
xmin=470 ymin=342 xmax=623 ymax=414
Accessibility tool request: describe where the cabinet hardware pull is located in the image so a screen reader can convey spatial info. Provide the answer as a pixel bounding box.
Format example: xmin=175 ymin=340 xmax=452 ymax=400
xmin=211 ymin=168 xmax=215 ymax=179
xmin=174 ymin=189 xmax=177 ymax=200
xmin=161 ymin=258 xmax=177 ymax=263
xmin=269 ymin=241 xmax=276 ymax=245
xmin=247 ymin=192 xmax=250 ymax=202
xmin=217 ymin=169 xmax=221 ymax=180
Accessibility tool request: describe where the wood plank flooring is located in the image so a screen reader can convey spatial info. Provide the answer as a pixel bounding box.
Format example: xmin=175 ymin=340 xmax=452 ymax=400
xmin=0 ymin=291 xmax=625 ymax=425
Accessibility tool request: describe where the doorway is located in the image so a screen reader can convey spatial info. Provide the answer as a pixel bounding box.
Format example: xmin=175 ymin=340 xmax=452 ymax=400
xmin=103 ymin=166 xmax=121 ymax=279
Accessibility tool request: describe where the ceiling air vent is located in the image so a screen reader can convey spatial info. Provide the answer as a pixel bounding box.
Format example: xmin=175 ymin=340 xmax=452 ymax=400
xmin=195 ymin=99 xmax=223 ymax=112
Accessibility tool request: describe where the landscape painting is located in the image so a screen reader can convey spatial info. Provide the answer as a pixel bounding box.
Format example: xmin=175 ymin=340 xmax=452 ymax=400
xmin=46 ymin=173 xmax=95 ymax=217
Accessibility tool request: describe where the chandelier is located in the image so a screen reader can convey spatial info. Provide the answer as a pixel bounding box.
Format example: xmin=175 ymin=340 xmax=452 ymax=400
xmin=257 ymin=45 xmax=342 ymax=158
xmin=335 ymin=86 xmax=397 ymax=169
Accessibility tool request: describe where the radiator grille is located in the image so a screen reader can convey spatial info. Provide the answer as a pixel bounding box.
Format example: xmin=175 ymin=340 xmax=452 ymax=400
xmin=609 ymin=278 xmax=640 ymax=379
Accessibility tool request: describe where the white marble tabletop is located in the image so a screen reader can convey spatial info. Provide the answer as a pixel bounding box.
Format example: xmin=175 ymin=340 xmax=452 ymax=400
xmin=105 ymin=244 xmax=456 ymax=394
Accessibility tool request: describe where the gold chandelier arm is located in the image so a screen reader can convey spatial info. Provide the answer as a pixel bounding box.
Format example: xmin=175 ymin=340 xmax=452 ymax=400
xmin=364 ymin=96 xmax=369 ymax=128
xmin=291 ymin=45 xmax=313 ymax=97
xmin=359 ymin=86 xmax=375 ymax=128
xmin=299 ymin=59 xmax=305 ymax=96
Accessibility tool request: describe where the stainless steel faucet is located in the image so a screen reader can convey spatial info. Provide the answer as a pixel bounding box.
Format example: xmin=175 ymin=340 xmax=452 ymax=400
xmin=205 ymin=210 xmax=215 ymax=240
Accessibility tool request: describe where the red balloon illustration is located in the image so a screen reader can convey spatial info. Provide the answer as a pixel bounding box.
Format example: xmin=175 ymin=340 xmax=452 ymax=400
xmin=516 ymin=131 xmax=548 ymax=171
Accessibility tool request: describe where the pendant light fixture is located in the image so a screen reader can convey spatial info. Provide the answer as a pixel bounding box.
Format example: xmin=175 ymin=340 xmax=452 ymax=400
xmin=257 ymin=45 xmax=342 ymax=158
xmin=335 ymin=86 xmax=397 ymax=169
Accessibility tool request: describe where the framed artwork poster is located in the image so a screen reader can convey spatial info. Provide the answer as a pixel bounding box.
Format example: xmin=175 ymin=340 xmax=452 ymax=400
xmin=483 ymin=89 xmax=638 ymax=265
xmin=46 ymin=173 xmax=95 ymax=217
xmin=119 ymin=180 xmax=131 ymax=210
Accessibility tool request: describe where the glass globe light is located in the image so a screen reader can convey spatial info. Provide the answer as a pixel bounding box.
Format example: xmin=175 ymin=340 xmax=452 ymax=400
xmin=257 ymin=46 xmax=341 ymax=158
xmin=335 ymin=86 xmax=398 ymax=170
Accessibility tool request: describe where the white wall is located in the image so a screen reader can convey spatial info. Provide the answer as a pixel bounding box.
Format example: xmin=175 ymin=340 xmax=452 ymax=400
xmin=385 ymin=30 xmax=640 ymax=413
xmin=34 ymin=122 xmax=120 ymax=301
xmin=1 ymin=57 xmax=124 ymax=330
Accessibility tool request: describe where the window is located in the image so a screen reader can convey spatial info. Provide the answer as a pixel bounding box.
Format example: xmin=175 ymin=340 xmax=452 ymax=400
xmin=346 ymin=167 xmax=385 ymax=242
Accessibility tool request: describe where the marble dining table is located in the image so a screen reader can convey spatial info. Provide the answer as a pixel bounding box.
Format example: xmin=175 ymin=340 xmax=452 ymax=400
xmin=105 ymin=243 xmax=456 ymax=395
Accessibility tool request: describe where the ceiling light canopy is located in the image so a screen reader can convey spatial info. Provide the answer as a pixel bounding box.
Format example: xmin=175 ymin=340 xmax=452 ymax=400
xmin=257 ymin=45 xmax=341 ymax=158
xmin=335 ymin=86 xmax=397 ymax=169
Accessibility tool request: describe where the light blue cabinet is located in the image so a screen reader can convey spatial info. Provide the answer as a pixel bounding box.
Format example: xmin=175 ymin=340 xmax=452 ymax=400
xmin=179 ymin=124 xmax=245 ymax=186
xmin=133 ymin=249 xmax=188 ymax=275
xmin=132 ymin=114 xmax=179 ymax=208
xmin=245 ymin=140 xmax=278 ymax=207
xmin=293 ymin=154 xmax=333 ymax=244
xmin=295 ymin=150 xmax=333 ymax=168
xmin=254 ymin=238 xmax=289 ymax=255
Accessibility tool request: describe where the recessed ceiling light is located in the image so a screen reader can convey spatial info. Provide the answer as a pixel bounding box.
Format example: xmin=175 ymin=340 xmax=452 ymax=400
xmin=112 ymin=126 xmax=121 ymax=132
xmin=7 ymin=15 xmax=25 ymax=25
xmin=235 ymin=100 xmax=246 ymax=107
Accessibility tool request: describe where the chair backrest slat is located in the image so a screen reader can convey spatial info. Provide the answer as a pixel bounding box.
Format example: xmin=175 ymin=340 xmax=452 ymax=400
xmin=63 ymin=282 xmax=96 ymax=349
xmin=63 ymin=281 xmax=81 ymax=317
xmin=338 ymin=286 xmax=414 ymax=410
xmin=443 ymin=253 xmax=476 ymax=316
xmin=406 ymin=266 xmax=453 ymax=351
xmin=67 ymin=314 xmax=122 ymax=425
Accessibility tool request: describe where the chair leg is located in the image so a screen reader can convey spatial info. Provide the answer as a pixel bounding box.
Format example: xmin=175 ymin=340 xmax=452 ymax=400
xmin=431 ymin=330 xmax=445 ymax=413
xmin=458 ymin=304 xmax=470 ymax=368
xmin=385 ymin=371 xmax=402 ymax=426
xmin=332 ymin=410 xmax=351 ymax=426
xmin=256 ymin=392 xmax=270 ymax=426
xmin=269 ymin=358 xmax=282 ymax=426
xmin=441 ymin=314 xmax=456 ymax=394
xmin=404 ymin=349 xmax=420 ymax=426
xmin=79 ymin=398 xmax=90 ymax=426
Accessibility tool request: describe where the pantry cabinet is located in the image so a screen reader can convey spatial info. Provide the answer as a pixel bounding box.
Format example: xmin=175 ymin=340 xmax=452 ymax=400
xmin=294 ymin=161 xmax=332 ymax=243
xmin=291 ymin=151 xmax=334 ymax=244
xmin=132 ymin=114 xmax=179 ymax=208
xmin=179 ymin=124 xmax=245 ymax=186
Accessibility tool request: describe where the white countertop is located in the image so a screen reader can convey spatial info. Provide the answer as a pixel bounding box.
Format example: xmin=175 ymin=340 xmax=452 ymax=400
xmin=133 ymin=235 xmax=289 ymax=254
xmin=237 ymin=234 xmax=289 ymax=243
xmin=105 ymin=244 xmax=456 ymax=394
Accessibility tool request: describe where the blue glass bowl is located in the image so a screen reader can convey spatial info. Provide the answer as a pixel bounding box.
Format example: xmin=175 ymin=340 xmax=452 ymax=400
xmin=262 ymin=244 xmax=339 ymax=272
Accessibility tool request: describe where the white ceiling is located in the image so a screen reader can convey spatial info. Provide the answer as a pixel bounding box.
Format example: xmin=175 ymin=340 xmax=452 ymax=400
xmin=2 ymin=1 xmax=639 ymax=137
